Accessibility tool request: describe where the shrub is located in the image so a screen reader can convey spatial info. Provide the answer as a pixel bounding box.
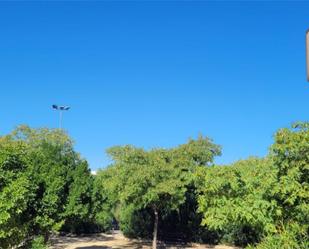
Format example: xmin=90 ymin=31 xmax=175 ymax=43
xmin=30 ymin=236 xmax=47 ymax=249
xmin=246 ymin=222 xmax=309 ymax=249
xmin=196 ymin=158 xmax=279 ymax=246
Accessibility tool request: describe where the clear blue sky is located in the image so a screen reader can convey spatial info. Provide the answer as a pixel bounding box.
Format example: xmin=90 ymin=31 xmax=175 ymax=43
xmin=1 ymin=1 xmax=309 ymax=170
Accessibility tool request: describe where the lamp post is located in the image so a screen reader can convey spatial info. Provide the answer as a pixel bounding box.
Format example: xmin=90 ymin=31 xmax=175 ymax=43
xmin=52 ymin=105 xmax=70 ymax=129
xmin=306 ymin=29 xmax=309 ymax=81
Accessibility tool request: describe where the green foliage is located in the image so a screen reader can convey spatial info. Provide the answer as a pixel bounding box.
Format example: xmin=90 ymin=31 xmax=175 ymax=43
xmin=30 ymin=236 xmax=47 ymax=249
xmin=196 ymin=158 xmax=279 ymax=245
xmin=246 ymin=222 xmax=309 ymax=249
xmin=1 ymin=122 xmax=309 ymax=249
xmin=92 ymin=166 xmax=119 ymax=231
xmin=119 ymin=207 xmax=154 ymax=239
xmin=101 ymin=145 xmax=191 ymax=243
xmin=104 ymin=136 xmax=220 ymax=213
xmin=270 ymin=122 xmax=309 ymax=227
xmin=197 ymin=122 xmax=309 ymax=247
xmin=62 ymin=161 xmax=94 ymax=233
xmin=96 ymin=136 xmax=221 ymax=247
xmin=0 ymin=126 xmax=95 ymax=247
xmin=0 ymin=138 xmax=33 ymax=248
xmin=158 ymin=185 xmax=220 ymax=244
xmin=11 ymin=126 xmax=94 ymax=236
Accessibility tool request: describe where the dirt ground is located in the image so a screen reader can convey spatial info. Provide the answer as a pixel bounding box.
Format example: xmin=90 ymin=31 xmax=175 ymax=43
xmin=49 ymin=231 xmax=240 ymax=249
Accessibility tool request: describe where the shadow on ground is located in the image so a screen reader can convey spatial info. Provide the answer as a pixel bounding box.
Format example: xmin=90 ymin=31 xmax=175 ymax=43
xmin=74 ymin=240 xmax=150 ymax=249
xmin=49 ymin=234 xmax=115 ymax=249
xmin=50 ymin=232 xmax=239 ymax=249
xmin=74 ymin=243 xmax=214 ymax=249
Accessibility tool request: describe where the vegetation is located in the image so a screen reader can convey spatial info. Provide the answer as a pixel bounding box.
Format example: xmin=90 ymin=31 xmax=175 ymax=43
xmin=0 ymin=123 xmax=308 ymax=248
xmin=196 ymin=157 xmax=279 ymax=246
xmin=94 ymin=136 xmax=220 ymax=249
xmin=29 ymin=236 xmax=47 ymax=249
xmin=0 ymin=126 xmax=96 ymax=248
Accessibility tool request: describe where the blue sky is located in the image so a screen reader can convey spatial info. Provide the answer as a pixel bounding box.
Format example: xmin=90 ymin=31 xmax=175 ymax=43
xmin=1 ymin=1 xmax=309 ymax=170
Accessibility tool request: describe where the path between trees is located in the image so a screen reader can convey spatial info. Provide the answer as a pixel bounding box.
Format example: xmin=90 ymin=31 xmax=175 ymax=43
xmin=49 ymin=231 xmax=240 ymax=249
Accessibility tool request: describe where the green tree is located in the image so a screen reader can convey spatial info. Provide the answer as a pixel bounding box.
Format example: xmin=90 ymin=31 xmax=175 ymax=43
xmin=0 ymin=137 xmax=33 ymax=248
xmin=270 ymin=122 xmax=309 ymax=225
xmin=4 ymin=126 xmax=94 ymax=240
xmin=196 ymin=123 xmax=309 ymax=248
xmin=62 ymin=160 xmax=94 ymax=233
xmin=12 ymin=126 xmax=80 ymax=239
xmin=100 ymin=136 xmax=220 ymax=249
xmin=92 ymin=166 xmax=119 ymax=231
xmin=266 ymin=122 xmax=309 ymax=247
xmin=196 ymin=158 xmax=279 ymax=246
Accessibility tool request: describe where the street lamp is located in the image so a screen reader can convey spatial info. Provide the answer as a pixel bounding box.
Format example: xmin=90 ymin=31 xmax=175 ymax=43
xmin=306 ymin=29 xmax=309 ymax=81
xmin=52 ymin=104 xmax=70 ymax=129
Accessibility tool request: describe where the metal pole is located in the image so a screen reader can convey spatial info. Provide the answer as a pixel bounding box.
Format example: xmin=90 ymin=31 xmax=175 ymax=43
xmin=59 ymin=111 xmax=62 ymax=129
xmin=306 ymin=30 xmax=309 ymax=81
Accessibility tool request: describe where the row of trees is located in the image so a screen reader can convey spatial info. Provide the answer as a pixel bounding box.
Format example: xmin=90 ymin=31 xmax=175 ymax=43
xmin=94 ymin=123 xmax=309 ymax=249
xmin=1 ymin=123 xmax=308 ymax=248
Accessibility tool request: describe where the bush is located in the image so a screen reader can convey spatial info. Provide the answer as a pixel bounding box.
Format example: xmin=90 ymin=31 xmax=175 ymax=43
xmin=196 ymin=158 xmax=279 ymax=246
xmin=246 ymin=222 xmax=309 ymax=249
xmin=30 ymin=236 xmax=47 ymax=249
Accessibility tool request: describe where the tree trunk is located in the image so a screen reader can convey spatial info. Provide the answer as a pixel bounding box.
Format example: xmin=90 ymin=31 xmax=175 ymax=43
xmin=43 ymin=231 xmax=49 ymax=243
xmin=152 ymin=208 xmax=159 ymax=249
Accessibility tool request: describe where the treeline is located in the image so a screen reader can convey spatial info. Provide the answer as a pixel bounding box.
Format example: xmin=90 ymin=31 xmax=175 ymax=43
xmin=0 ymin=123 xmax=308 ymax=249
xmin=95 ymin=123 xmax=308 ymax=249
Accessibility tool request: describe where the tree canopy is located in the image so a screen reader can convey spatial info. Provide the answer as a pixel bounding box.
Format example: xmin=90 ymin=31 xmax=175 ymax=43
xmin=0 ymin=126 xmax=95 ymax=248
xmin=1 ymin=123 xmax=308 ymax=249
xmin=95 ymin=136 xmax=221 ymax=249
